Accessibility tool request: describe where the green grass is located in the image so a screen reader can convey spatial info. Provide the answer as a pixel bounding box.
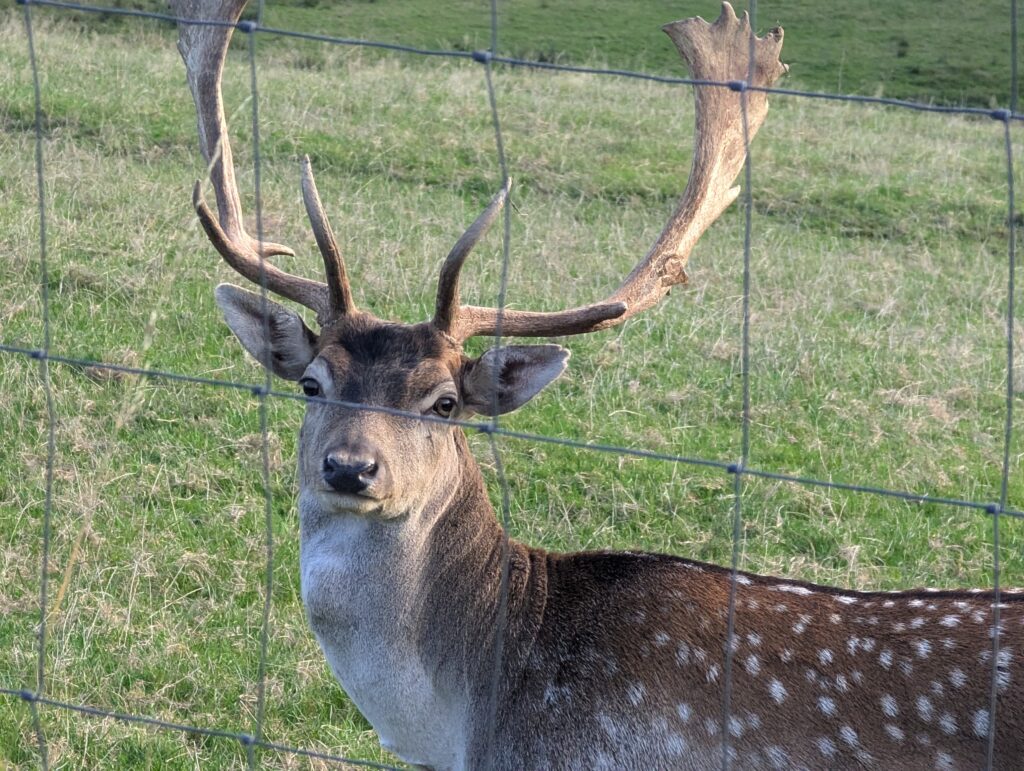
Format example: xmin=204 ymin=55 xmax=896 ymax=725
xmin=0 ymin=9 xmax=1022 ymax=770
xmin=5 ymin=0 xmax=1020 ymax=107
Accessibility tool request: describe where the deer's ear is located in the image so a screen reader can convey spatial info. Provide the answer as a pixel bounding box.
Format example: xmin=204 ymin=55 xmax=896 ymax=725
xmin=461 ymin=344 xmax=569 ymax=416
xmin=214 ymin=284 xmax=318 ymax=381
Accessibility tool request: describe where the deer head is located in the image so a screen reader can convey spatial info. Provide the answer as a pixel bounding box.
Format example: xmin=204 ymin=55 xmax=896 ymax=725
xmin=173 ymin=0 xmax=784 ymax=524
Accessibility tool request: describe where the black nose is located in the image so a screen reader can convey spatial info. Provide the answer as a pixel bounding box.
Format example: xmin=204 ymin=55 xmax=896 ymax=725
xmin=322 ymin=449 xmax=378 ymax=494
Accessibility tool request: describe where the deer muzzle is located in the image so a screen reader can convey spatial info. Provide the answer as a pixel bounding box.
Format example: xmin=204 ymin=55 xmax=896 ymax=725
xmin=322 ymin=444 xmax=389 ymax=498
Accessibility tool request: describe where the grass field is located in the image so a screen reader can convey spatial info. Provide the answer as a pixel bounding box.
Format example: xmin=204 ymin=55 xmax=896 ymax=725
xmin=0 ymin=5 xmax=1022 ymax=769
xmin=12 ymin=0 xmax=1022 ymax=108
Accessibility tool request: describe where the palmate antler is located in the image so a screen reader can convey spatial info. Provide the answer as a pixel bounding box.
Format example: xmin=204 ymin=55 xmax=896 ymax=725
xmin=173 ymin=1 xmax=785 ymax=341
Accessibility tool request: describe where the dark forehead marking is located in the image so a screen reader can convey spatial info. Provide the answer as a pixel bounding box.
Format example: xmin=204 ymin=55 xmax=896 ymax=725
xmin=317 ymin=314 xmax=457 ymax=368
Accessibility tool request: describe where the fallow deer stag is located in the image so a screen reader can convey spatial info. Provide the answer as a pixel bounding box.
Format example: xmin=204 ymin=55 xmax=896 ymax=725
xmin=173 ymin=1 xmax=1022 ymax=768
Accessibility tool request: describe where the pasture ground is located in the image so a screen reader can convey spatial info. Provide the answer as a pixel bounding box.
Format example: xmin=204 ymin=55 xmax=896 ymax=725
xmin=1 ymin=7 xmax=1022 ymax=769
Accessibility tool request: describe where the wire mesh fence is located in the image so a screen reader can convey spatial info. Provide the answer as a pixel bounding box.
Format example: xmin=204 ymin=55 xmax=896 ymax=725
xmin=1 ymin=0 xmax=1020 ymax=768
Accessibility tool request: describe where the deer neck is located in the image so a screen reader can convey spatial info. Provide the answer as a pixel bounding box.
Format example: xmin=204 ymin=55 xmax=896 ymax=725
xmin=297 ymin=429 xmax=546 ymax=767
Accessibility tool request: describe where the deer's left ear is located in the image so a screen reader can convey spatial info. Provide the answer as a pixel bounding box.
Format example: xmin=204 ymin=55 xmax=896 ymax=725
xmin=461 ymin=344 xmax=570 ymax=416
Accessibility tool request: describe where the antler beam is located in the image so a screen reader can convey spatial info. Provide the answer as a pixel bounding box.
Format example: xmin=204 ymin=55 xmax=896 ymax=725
xmin=173 ymin=0 xmax=355 ymax=326
xmin=441 ymin=1 xmax=787 ymax=341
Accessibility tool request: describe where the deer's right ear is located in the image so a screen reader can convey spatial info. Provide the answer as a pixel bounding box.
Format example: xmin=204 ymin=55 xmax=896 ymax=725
xmin=214 ymin=284 xmax=318 ymax=381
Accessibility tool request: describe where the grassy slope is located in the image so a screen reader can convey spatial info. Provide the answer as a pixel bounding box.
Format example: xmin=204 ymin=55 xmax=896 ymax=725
xmin=12 ymin=0 xmax=1021 ymax=107
xmin=0 ymin=9 xmax=1022 ymax=771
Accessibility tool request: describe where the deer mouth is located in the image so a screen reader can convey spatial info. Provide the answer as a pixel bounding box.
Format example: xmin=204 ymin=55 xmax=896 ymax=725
xmin=314 ymin=486 xmax=391 ymax=516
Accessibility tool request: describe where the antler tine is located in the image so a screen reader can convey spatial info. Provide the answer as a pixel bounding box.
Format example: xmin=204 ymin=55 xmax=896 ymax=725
xmin=450 ymin=1 xmax=786 ymax=341
xmin=172 ymin=0 xmax=332 ymax=320
xmin=433 ymin=179 xmax=511 ymax=336
xmin=300 ymin=156 xmax=356 ymax=321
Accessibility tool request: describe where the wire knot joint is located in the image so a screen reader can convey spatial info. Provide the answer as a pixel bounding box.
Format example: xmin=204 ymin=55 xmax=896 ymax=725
xmin=471 ymin=50 xmax=493 ymax=64
xmin=236 ymin=20 xmax=258 ymax=34
xmin=727 ymin=80 xmax=747 ymax=93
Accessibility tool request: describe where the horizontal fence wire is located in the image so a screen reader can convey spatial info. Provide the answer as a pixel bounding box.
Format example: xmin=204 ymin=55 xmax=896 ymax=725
xmin=2 ymin=342 xmax=1020 ymax=520
xmin=14 ymin=0 xmax=1024 ymax=121
xmin=6 ymin=0 xmax=1021 ymax=768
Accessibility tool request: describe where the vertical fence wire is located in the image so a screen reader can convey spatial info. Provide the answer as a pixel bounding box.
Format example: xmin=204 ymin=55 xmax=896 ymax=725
xmin=6 ymin=0 xmax=1024 ymax=768
xmin=480 ymin=0 xmax=515 ymax=763
xmin=988 ymin=107 xmax=1018 ymax=771
xmin=243 ymin=12 xmax=277 ymax=764
xmin=720 ymin=4 xmax=758 ymax=768
xmin=987 ymin=5 xmax=1020 ymax=765
xmin=21 ymin=1 xmax=53 ymax=768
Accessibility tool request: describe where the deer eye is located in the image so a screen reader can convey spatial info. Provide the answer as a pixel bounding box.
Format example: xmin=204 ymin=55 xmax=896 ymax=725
xmin=299 ymin=377 xmax=321 ymax=398
xmin=432 ymin=396 xmax=457 ymax=418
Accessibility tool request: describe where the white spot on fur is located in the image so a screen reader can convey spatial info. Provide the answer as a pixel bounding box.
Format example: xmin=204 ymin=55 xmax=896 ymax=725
xmin=675 ymin=642 xmax=690 ymax=665
xmin=781 ymin=648 xmax=794 ymax=663
xmin=831 ymin=613 xmax=842 ymax=625
xmin=764 ymin=746 xmax=788 ymax=769
xmin=818 ymin=696 xmax=838 ymax=717
xmin=769 ymin=678 xmax=787 ymax=704
xmin=744 ymin=655 xmax=761 ymax=677
xmin=747 ymin=632 xmax=762 ymax=647
xmin=705 ymin=664 xmax=720 ymax=684
xmin=839 ymin=725 xmax=859 ymax=746
xmin=914 ymin=639 xmax=932 ymax=658
xmin=972 ymin=708 xmax=990 ymax=737
xmin=936 ymin=751 xmax=955 ymax=771
xmin=910 ymin=599 xmax=924 ymax=608
xmin=816 ymin=737 xmax=837 ymax=757
xmin=543 ymin=684 xmax=572 ymax=706
xmin=885 ymin=724 xmax=905 ymax=742
xmin=818 ymin=649 xmax=834 ymax=666
xmin=939 ymin=713 xmax=957 ymax=735
xmin=677 ymin=703 xmax=692 ymax=723
xmin=911 ymin=617 xmax=926 ymax=629
xmin=728 ymin=716 xmax=744 ymax=738
xmin=704 ymin=717 xmax=719 ymax=737
xmin=880 ymin=649 xmax=894 ymax=669
xmin=836 ymin=595 xmax=858 ymax=605
xmin=735 ymin=574 xmax=752 ymax=585
xmin=949 ymin=668 xmax=967 ymax=688
xmin=666 ymin=734 xmax=687 ymax=756
xmin=916 ymin=695 xmax=934 ymax=722
xmin=627 ymin=682 xmax=646 ymax=706
xmin=653 ymin=631 xmax=670 ymax=647
xmin=776 ymin=584 xmax=813 ymax=596
xmin=793 ymin=614 xmax=811 ymax=634
xmin=940 ymin=614 xmax=960 ymax=627
xmin=881 ymin=694 xmax=898 ymax=717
